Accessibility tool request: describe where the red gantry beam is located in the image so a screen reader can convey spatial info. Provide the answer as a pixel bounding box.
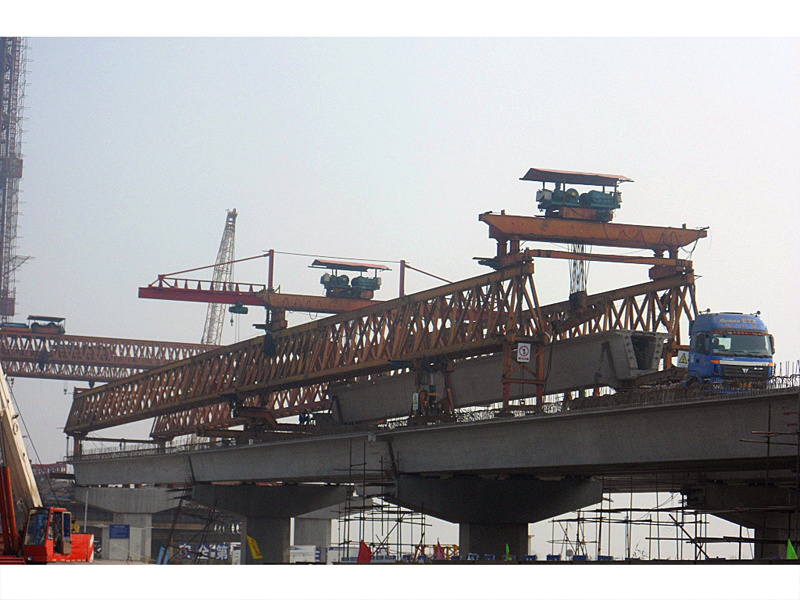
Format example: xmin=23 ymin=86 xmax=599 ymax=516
xmin=139 ymin=277 xmax=379 ymax=314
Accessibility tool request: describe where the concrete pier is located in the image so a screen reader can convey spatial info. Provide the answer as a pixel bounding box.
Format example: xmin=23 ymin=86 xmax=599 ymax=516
xmin=192 ymin=483 xmax=352 ymax=564
xmin=75 ymin=486 xmax=180 ymax=562
xmin=389 ymin=474 xmax=603 ymax=558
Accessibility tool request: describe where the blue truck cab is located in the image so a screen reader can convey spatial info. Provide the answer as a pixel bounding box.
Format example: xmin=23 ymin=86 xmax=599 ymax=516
xmin=688 ymin=312 xmax=774 ymax=383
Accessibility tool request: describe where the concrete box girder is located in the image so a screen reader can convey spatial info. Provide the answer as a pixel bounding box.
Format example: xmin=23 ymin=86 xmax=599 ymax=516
xmin=191 ymin=483 xmax=352 ymax=518
xmin=72 ymin=391 xmax=799 ymax=495
xmin=75 ymin=486 xmax=181 ymax=514
xmin=330 ymin=330 xmax=667 ymax=423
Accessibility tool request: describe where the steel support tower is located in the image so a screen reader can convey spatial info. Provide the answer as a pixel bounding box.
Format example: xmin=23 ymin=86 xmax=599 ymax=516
xmin=0 ymin=38 xmax=26 ymax=321
xmin=201 ymin=209 xmax=237 ymax=345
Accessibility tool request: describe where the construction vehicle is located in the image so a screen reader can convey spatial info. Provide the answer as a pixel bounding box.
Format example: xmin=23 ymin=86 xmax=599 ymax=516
xmin=684 ymin=311 xmax=775 ymax=384
xmin=0 ymin=361 xmax=94 ymax=563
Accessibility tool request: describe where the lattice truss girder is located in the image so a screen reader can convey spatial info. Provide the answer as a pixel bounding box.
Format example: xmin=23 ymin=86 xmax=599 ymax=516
xmin=151 ymin=273 xmax=697 ymax=439
xmin=0 ymin=332 xmax=212 ymax=383
xmin=66 ymin=263 xmax=696 ymax=439
xmin=546 ymin=276 xmax=697 ymax=342
xmin=67 ymin=263 xmax=545 ymax=435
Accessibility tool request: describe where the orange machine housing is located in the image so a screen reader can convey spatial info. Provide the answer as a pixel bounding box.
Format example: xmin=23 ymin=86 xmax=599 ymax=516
xmin=21 ymin=507 xmax=94 ymax=564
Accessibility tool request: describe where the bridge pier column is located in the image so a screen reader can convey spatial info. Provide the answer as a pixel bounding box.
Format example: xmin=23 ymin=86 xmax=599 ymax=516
xmin=389 ymin=474 xmax=603 ymax=559
xmin=459 ymin=523 xmax=529 ymax=559
xmin=242 ymin=516 xmax=291 ymax=564
xmin=294 ymin=516 xmax=331 ymax=547
xmin=192 ymin=483 xmax=352 ymax=564
xmin=75 ymin=486 xmax=180 ymax=562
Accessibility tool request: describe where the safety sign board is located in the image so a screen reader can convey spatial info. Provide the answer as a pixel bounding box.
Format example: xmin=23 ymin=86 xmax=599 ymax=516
xmin=517 ymin=342 xmax=531 ymax=363
xmin=109 ymin=524 xmax=130 ymax=539
xmin=178 ymin=543 xmax=192 ymax=559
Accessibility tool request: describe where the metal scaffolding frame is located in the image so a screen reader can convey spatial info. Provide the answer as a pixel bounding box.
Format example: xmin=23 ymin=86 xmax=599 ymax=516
xmin=0 ymin=38 xmax=26 ymax=320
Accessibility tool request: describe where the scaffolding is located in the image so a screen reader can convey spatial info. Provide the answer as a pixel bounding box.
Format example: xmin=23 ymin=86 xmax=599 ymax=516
xmin=333 ymin=438 xmax=441 ymax=563
xmin=547 ymin=493 xmax=716 ymax=561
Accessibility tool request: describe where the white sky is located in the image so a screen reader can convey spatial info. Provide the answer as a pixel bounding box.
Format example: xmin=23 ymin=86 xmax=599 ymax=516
xmin=0 ymin=5 xmax=799 ymax=598
xmin=9 ymin=22 xmax=800 ymax=462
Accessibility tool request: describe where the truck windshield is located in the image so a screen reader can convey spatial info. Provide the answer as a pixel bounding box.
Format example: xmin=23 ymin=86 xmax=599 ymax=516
xmin=711 ymin=333 xmax=773 ymax=357
xmin=23 ymin=508 xmax=49 ymax=546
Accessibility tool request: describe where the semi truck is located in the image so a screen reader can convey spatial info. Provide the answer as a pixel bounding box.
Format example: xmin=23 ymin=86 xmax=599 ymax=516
xmin=686 ymin=312 xmax=775 ymax=384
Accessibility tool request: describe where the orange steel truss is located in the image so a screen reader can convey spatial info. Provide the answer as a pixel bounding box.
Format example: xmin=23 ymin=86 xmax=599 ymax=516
xmin=149 ymin=384 xmax=327 ymax=439
xmin=148 ymin=272 xmax=696 ymax=440
xmin=65 ymin=262 xmax=696 ymax=440
xmin=0 ymin=332 xmax=213 ymax=383
xmin=67 ymin=263 xmax=544 ymax=436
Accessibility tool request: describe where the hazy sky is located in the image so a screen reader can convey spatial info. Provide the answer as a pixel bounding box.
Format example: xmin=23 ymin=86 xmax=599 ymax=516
xmin=10 ymin=35 xmax=798 ymax=464
xmin=1 ymin=8 xmax=798 ymax=599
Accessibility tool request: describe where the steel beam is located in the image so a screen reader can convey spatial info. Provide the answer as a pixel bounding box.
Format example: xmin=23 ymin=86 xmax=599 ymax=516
xmin=139 ymin=278 xmax=378 ymax=313
xmin=68 ymin=266 xmax=695 ymax=439
xmin=0 ymin=331 xmax=213 ymax=383
xmin=480 ymin=212 xmax=707 ymax=253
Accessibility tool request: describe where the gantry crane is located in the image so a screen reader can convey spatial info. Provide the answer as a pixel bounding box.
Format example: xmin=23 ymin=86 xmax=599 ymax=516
xmin=66 ymin=169 xmax=708 ymax=448
xmin=138 ymin=250 xmax=388 ymax=332
xmin=201 ymin=209 xmax=238 ymax=345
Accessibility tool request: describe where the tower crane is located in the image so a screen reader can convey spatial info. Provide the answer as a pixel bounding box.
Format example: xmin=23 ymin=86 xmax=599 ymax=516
xmin=0 ymin=38 xmax=28 ymax=321
xmin=201 ymin=209 xmax=238 ymax=345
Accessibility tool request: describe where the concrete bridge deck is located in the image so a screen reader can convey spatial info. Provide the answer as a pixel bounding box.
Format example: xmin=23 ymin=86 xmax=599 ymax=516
xmin=72 ymin=386 xmax=800 ymax=492
xmin=70 ymin=385 xmax=799 ymax=561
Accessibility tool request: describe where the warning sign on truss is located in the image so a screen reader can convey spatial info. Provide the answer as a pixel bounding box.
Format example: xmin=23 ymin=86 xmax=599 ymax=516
xmin=676 ymin=350 xmax=689 ymax=368
xmin=516 ymin=342 xmax=531 ymax=363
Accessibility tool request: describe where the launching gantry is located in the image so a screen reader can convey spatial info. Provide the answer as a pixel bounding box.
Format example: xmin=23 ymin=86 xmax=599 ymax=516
xmin=65 ymin=169 xmax=708 ymax=449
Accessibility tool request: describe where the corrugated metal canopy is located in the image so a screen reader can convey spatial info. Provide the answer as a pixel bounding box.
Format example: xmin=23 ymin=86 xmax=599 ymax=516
xmin=310 ymin=258 xmax=390 ymax=272
xmin=521 ymin=168 xmax=633 ymax=186
xmin=27 ymin=315 xmax=65 ymax=323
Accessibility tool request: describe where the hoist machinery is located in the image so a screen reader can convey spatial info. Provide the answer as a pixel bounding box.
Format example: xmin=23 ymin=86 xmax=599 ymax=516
xmin=312 ymin=258 xmax=389 ymax=300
